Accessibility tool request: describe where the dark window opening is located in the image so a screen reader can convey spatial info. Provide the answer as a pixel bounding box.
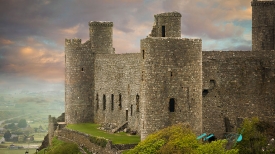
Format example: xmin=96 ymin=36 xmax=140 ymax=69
xmin=126 ymin=110 xmax=128 ymax=121
xmin=75 ymin=110 xmax=77 ymax=116
xmin=96 ymin=93 xmax=99 ymax=110
xmin=142 ymin=50 xmax=145 ymax=59
xmin=130 ymin=105 xmax=133 ymax=116
xmin=162 ymin=26 xmax=165 ymax=37
xmin=202 ymin=89 xmax=209 ymax=97
xmin=136 ymin=94 xmax=140 ymax=112
xmin=111 ymin=94 xmax=114 ymax=111
xmin=169 ymin=98 xmax=175 ymax=112
xmin=170 ymin=71 xmax=173 ymax=77
xmin=119 ymin=94 xmax=122 ymax=110
xmin=103 ymin=94 xmax=106 ymax=110
xmin=81 ymin=68 xmax=84 ymax=72
xmin=142 ymin=71 xmax=144 ymax=81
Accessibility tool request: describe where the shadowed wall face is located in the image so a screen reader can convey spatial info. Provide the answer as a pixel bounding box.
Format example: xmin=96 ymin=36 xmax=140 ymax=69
xmin=252 ymin=0 xmax=275 ymax=51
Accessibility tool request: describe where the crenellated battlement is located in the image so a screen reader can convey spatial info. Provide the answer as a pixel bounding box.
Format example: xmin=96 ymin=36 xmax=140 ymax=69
xmin=251 ymin=0 xmax=275 ymax=6
xmin=154 ymin=11 xmax=182 ymax=17
xmin=65 ymin=38 xmax=82 ymax=46
xmin=89 ymin=21 xmax=113 ymax=27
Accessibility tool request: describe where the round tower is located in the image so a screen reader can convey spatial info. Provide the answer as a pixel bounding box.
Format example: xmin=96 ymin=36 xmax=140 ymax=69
xmin=251 ymin=0 xmax=275 ymax=51
xmin=149 ymin=11 xmax=181 ymax=37
xmin=89 ymin=21 xmax=114 ymax=54
xmin=65 ymin=38 xmax=94 ymax=124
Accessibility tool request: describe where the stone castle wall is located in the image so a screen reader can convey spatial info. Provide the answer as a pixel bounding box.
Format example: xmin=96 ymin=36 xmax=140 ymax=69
xmin=93 ymin=53 xmax=141 ymax=132
xmin=252 ymin=0 xmax=275 ymax=50
xmin=140 ymin=37 xmax=202 ymax=139
xmin=65 ymin=39 xmax=94 ymax=124
xmin=202 ymin=50 xmax=275 ymax=137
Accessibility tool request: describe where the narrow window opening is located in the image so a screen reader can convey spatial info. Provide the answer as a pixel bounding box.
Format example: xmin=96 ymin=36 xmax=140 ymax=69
xmin=170 ymin=71 xmax=173 ymax=77
xmin=111 ymin=94 xmax=114 ymax=111
xmin=126 ymin=110 xmax=128 ymax=121
xmin=162 ymin=26 xmax=165 ymax=37
xmin=81 ymin=68 xmax=84 ymax=72
xmin=103 ymin=94 xmax=106 ymax=110
xmin=169 ymin=98 xmax=175 ymax=112
xmin=119 ymin=94 xmax=122 ymax=110
xmin=142 ymin=71 xmax=144 ymax=81
xmin=96 ymin=93 xmax=99 ymax=110
xmin=142 ymin=50 xmax=145 ymax=59
xmin=202 ymin=89 xmax=209 ymax=97
xmin=136 ymin=94 xmax=140 ymax=112
xmin=130 ymin=105 xmax=133 ymax=116
xmin=75 ymin=110 xmax=77 ymax=116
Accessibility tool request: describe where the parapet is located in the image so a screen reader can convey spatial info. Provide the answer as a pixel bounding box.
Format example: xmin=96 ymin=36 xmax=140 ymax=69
xmin=154 ymin=11 xmax=182 ymax=17
xmin=65 ymin=38 xmax=82 ymax=46
xmin=89 ymin=21 xmax=113 ymax=27
xmin=251 ymin=0 xmax=275 ymax=6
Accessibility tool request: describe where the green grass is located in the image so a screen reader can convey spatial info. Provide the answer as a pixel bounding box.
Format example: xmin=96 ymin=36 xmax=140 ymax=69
xmin=0 ymin=149 xmax=37 ymax=154
xmin=67 ymin=123 xmax=140 ymax=144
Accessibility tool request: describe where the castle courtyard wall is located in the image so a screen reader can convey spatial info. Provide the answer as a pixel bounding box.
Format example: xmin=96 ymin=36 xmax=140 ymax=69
xmin=93 ymin=53 xmax=141 ymax=132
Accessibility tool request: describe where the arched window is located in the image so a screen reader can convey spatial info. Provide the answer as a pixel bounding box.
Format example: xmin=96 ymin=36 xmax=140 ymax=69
xmin=103 ymin=94 xmax=106 ymax=110
xmin=169 ymin=98 xmax=175 ymax=112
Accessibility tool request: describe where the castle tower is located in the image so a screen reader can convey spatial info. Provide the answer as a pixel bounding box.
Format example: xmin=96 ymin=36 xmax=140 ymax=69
xmin=149 ymin=12 xmax=181 ymax=37
xmin=89 ymin=21 xmax=114 ymax=54
xmin=251 ymin=0 xmax=275 ymax=51
xmin=65 ymin=38 xmax=95 ymax=124
xmin=140 ymin=12 xmax=202 ymax=140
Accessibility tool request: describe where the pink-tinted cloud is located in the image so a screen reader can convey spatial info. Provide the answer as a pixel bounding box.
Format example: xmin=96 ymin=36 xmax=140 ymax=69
xmin=0 ymin=38 xmax=14 ymax=45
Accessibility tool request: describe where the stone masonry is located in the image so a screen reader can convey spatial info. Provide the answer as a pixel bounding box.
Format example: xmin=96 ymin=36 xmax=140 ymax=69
xmin=64 ymin=1 xmax=275 ymax=140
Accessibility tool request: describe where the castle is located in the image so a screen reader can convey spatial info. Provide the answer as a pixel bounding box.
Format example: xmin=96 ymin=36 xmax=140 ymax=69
xmin=64 ymin=0 xmax=275 ymax=140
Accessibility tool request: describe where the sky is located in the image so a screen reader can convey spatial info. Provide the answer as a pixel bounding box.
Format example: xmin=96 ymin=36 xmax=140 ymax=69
xmin=0 ymin=0 xmax=253 ymax=96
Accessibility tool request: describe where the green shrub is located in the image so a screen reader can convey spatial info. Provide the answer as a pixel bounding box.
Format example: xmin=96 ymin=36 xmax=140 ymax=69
xmin=89 ymin=136 xmax=108 ymax=147
xmin=234 ymin=117 xmax=275 ymax=153
xmin=40 ymin=137 xmax=81 ymax=154
xmin=125 ymin=124 xmax=238 ymax=154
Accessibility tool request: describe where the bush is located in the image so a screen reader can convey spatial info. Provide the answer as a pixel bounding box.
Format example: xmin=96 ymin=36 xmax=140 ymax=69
xmin=125 ymin=124 xmax=238 ymax=154
xmin=40 ymin=137 xmax=81 ymax=154
xmin=235 ymin=117 xmax=275 ymax=153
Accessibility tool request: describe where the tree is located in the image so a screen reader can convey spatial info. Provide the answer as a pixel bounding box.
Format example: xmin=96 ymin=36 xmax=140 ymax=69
xmin=235 ymin=117 xmax=275 ymax=153
xmin=4 ymin=130 xmax=11 ymax=141
xmin=17 ymin=119 xmax=27 ymax=128
xmin=125 ymin=124 xmax=238 ymax=154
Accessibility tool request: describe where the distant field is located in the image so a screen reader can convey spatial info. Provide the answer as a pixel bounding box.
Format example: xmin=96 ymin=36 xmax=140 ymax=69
xmin=67 ymin=123 xmax=140 ymax=144
xmin=0 ymin=149 xmax=37 ymax=154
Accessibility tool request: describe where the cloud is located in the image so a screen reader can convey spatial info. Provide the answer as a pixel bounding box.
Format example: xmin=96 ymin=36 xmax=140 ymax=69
xmin=60 ymin=24 xmax=80 ymax=35
xmin=0 ymin=0 xmax=254 ymax=94
xmin=0 ymin=38 xmax=14 ymax=45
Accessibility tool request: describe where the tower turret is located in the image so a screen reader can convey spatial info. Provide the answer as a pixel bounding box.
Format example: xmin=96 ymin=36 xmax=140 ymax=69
xmin=89 ymin=21 xmax=114 ymax=54
xmin=251 ymin=0 xmax=275 ymax=50
xmin=149 ymin=11 xmax=182 ymax=37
